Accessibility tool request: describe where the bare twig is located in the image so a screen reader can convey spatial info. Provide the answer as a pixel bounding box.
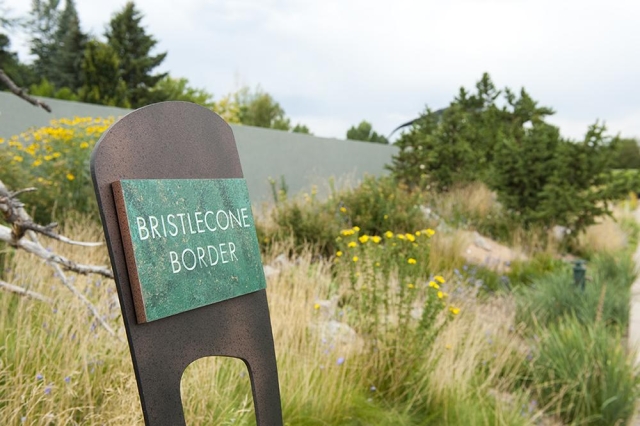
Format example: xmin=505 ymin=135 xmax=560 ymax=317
xmin=0 ymin=179 xmax=118 ymax=339
xmin=0 ymin=279 xmax=52 ymax=303
xmin=0 ymin=225 xmax=113 ymax=278
xmin=50 ymin=263 xmax=121 ymax=341
xmin=0 ymin=69 xmax=52 ymax=113
xmin=0 ymin=182 xmax=103 ymax=247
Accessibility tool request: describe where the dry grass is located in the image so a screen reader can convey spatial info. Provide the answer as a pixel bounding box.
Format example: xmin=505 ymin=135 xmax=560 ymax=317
xmin=0 ymin=216 xmax=552 ymax=425
xmin=431 ymin=182 xmax=498 ymax=221
xmin=575 ymin=215 xmax=628 ymax=256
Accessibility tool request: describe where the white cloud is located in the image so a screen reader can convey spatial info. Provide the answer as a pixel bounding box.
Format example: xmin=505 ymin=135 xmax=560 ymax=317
xmin=3 ymin=0 xmax=639 ymax=139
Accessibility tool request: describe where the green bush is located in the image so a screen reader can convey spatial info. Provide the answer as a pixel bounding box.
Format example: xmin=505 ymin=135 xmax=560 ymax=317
xmin=260 ymin=176 xmax=429 ymax=257
xmin=528 ymin=316 xmax=639 ymax=425
xmin=0 ymin=117 xmax=114 ymax=223
xmin=516 ymin=253 xmax=634 ymax=330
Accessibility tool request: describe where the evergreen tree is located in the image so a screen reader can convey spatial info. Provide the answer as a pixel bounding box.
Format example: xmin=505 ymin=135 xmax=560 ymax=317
xmin=346 ymin=120 xmax=388 ymax=144
xmin=51 ymin=0 xmax=86 ymax=91
xmin=27 ymin=0 xmax=61 ymax=82
xmin=78 ymin=40 xmax=129 ymax=107
xmin=105 ymin=1 xmax=167 ymax=108
xmin=0 ymin=34 xmax=35 ymax=89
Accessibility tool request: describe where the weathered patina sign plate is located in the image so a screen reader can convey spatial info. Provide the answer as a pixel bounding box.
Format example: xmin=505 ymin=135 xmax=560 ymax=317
xmin=112 ymin=178 xmax=266 ymax=323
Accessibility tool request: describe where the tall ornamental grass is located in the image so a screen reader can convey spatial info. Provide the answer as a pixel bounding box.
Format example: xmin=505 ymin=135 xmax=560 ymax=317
xmin=527 ymin=316 xmax=639 ymax=425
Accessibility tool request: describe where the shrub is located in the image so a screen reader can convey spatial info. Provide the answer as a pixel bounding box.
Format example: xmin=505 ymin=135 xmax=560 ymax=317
xmin=389 ymin=73 xmax=633 ymax=236
xmin=260 ymin=176 xmax=430 ymax=257
xmin=0 ymin=117 xmax=114 ymax=223
xmin=528 ymin=316 xmax=640 ymax=425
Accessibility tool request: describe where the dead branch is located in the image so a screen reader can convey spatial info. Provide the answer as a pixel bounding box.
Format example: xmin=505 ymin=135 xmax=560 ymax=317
xmin=0 ymin=225 xmax=113 ymax=277
xmin=0 ymin=179 xmax=119 ymax=340
xmin=0 ymin=181 xmax=103 ymax=247
xmin=0 ymin=69 xmax=52 ymax=113
xmin=0 ymin=279 xmax=52 ymax=303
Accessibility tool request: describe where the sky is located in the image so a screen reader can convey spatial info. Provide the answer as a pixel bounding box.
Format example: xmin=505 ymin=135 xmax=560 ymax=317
xmin=3 ymin=0 xmax=639 ymax=141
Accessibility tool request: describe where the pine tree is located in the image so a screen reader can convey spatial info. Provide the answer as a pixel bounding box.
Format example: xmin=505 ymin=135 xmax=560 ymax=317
xmin=27 ymin=0 xmax=61 ymax=82
xmin=105 ymin=1 xmax=167 ymax=108
xmin=51 ymin=0 xmax=86 ymax=91
xmin=78 ymin=40 xmax=129 ymax=107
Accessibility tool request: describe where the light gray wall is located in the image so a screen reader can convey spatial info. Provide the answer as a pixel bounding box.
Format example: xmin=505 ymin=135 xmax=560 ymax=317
xmin=0 ymin=92 xmax=397 ymax=202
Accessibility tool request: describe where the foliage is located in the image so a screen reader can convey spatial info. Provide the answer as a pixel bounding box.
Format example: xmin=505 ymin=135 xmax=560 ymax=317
xmin=105 ymin=1 xmax=167 ymax=108
xmin=29 ymin=77 xmax=78 ymax=101
xmin=212 ymin=85 xmax=312 ymax=133
xmin=516 ymin=252 xmax=635 ymax=331
xmin=26 ymin=0 xmax=61 ymax=82
xmin=78 ymin=40 xmax=129 ymax=107
xmin=611 ymin=137 xmax=640 ymax=169
xmin=527 ymin=316 xmax=639 ymax=425
xmin=150 ymin=75 xmax=215 ymax=108
xmin=389 ymin=73 xmax=631 ymax=236
xmin=346 ymin=120 xmax=388 ymax=144
xmin=0 ymin=33 xmax=36 ymax=89
xmin=259 ymin=176 xmax=429 ymax=257
xmin=0 ymin=117 xmax=114 ymax=222
xmin=336 ymin=175 xmax=428 ymax=237
xmin=50 ymin=0 xmax=86 ymax=92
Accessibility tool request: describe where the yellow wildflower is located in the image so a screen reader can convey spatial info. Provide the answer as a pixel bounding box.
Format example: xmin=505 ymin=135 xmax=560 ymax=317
xmin=408 ymin=258 xmax=417 ymax=265
xmin=385 ymin=231 xmax=394 ymax=239
xmin=375 ymin=262 xmax=380 ymax=267
xmin=352 ymin=256 xmax=359 ymax=263
xmin=415 ymin=231 xmax=421 ymax=236
xmin=383 ymin=214 xmax=388 ymax=220
xmin=406 ymin=233 xmax=415 ymax=242
xmin=435 ymin=275 xmax=446 ymax=284
xmin=429 ymin=281 xmax=439 ymax=289
xmin=0 ymin=138 xmax=4 ymax=144
xmin=314 ymin=303 xmax=320 ymax=310
xmin=425 ymin=228 xmax=435 ymax=237
xmin=353 ymin=226 xmax=360 ymax=232
xmin=340 ymin=207 xmax=347 ymax=213
xmin=66 ymin=173 xmax=75 ymax=181
xmin=407 ymin=283 xmax=415 ymax=289
xmin=437 ymin=291 xmax=444 ymax=299
xmin=32 ymin=159 xmax=43 ymax=167
xmin=44 ymin=155 xmax=53 ymax=161
xmin=449 ymin=306 xmax=460 ymax=315
xmin=52 ymin=152 xmax=61 ymax=158
xmin=348 ymin=242 xmax=357 ymax=248
xmin=12 ymin=155 xmax=23 ymax=162
xmin=341 ymin=229 xmax=355 ymax=236
xmin=397 ymin=234 xmax=405 ymax=240
xmin=359 ymin=235 xmax=369 ymax=244
xmin=336 ymin=251 xmax=343 ymax=257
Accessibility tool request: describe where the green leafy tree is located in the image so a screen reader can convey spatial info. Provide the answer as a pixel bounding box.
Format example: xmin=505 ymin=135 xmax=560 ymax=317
xmin=50 ymin=0 xmax=86 ymax=91
xmin=150 ymin=75 xmax=215 ymax=108
xmin=611 ymin=137 xmax=640 ymax=169
xmin=237 ymin=87 xmax=290 ymax=130
xmin=105 ymin=1 xmax=167 ymax=108
xmin=346 ymin=120 xmax=388 ymax=144
xmin=0 ymin=34 xmax=35 ymax=89
xmin=78 ymin=40 xmax=129 ymax=107
xmin=292 ymin=124 xmax=312 ymax=134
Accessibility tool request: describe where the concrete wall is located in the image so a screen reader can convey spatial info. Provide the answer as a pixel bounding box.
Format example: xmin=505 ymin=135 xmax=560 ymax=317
xmin=0 ymin=92 xmax=397 ymax=202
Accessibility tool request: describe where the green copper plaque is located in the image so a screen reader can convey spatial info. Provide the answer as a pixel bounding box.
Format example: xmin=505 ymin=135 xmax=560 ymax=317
xmin=112 ymin=178 xmax=266 ymax=323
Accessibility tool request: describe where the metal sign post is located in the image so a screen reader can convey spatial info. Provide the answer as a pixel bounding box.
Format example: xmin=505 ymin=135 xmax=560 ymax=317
xmin=91 ymin=102 xmax=283 ymax=425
